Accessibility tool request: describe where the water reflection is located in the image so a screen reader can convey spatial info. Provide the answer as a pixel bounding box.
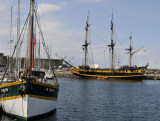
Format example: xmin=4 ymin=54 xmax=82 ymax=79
xmin=143 ymin=80 xmax=160 ymax=85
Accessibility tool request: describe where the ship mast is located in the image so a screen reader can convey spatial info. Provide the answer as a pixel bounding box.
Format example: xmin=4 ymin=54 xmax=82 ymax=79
xmin=129 ymin=35 xmax=132 ymax=66
xmin=14 ymin=0 xmax=20 ymax=78
xmin=82 ymin=12 xmax=90 ymax=67
xmin=128 ymin=34 xmax=132 ymax=67
xmin=125 ymin=34 xmax=144 ymax=67
xmin=108 ymin=14 xmax=115 ymax=70
xmin=125 ymin=34 xmax=132 ymax=67
xmin=29 ymin=0 xmax=34 ymax=73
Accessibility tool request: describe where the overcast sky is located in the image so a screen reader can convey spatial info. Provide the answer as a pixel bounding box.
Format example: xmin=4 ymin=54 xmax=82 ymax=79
xmin=0 ymin=0 xmax=160 ymax=69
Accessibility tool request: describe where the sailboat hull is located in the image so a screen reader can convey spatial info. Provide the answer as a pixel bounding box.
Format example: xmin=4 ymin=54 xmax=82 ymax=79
xmin=1 ymin=95 xmax=57 ymax=120
xmin=0 ymin=79 xmax=58 ymax=120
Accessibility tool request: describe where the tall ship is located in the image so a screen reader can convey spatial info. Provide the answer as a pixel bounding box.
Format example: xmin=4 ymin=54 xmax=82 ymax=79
xmin=71 ymin=14 xmax=148 ymax=80
xmin=0 ymin=0 xmax=59 ymax=120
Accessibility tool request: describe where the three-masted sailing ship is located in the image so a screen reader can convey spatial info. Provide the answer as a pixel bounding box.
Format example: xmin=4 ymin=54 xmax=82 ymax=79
xmin=71 ymin=14 xmax=148 ymax=80
xmin=0 ymin=0 xmax=59 ymax=120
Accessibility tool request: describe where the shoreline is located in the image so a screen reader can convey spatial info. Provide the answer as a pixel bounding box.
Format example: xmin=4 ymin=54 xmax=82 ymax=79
xmin=55 ymin=71 xmax=160 ymax=80
xmin=55 ymin=71 xmax=74 ymax=78
xmin=1 ymin=71 xmax=160 ymax=80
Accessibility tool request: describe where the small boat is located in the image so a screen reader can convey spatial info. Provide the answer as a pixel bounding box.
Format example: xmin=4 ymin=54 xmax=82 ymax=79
xmin=0 ymin=0 xmax=59 ymax=120
xmin=45 ymin=70 xmax=54 ymax=79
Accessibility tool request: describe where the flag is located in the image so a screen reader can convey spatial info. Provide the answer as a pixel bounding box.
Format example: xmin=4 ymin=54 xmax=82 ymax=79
xmin=33 ymin=33 xmax=36 ymax=47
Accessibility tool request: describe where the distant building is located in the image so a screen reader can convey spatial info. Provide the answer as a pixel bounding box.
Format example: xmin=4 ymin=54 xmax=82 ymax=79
xmin=0 ymin=53 xmax=63 ymax=70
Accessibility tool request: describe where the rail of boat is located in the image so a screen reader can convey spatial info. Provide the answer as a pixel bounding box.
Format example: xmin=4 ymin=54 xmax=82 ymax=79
xmin=71 ymin=65 xmax=148 ymax=74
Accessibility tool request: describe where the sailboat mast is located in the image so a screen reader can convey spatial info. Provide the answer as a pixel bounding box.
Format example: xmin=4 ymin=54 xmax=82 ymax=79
xmin=9 ymin=7 xmax=13 ymax=72
xmin=29 ymin=0 xmax=34 ymax=70
xmin=83 ymin=12 xmax=90 ymax=67
xmin=129 ymin=34 xmax=132 ymax=66
xmin=108 ymin=14 xmax=115 ymax=70
xmin=17 ymin=0 xmax=20 ymax=71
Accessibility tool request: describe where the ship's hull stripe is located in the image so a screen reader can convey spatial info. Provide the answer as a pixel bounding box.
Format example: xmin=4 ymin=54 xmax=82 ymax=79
xmin=0 ymin=80 xmax=58 ymax=89
xmin=72 ymin=71 xmax=143 ymax=78
xmin=0 ymin=94 xmax=57 ymax=101
xmin=0 ymin=80 xmax=59 ymax=99
xmin=0 ymin=80 xmax=27 ymax=88
xmin=29 ymin=94 xmax=57 ymax=101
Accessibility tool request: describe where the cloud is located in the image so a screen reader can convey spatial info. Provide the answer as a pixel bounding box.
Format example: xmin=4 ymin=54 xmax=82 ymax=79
xmin=37 ymin=2 xmax=68 ymax=15
xmin=0 ymin=1 xmax=11 ymax=55
xmin=38 ymin=3 xmax=61 ymax=14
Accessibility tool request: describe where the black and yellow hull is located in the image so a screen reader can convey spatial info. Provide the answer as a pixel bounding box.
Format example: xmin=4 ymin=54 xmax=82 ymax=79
xmin=71 ymin=66 xmax=147 ymax=80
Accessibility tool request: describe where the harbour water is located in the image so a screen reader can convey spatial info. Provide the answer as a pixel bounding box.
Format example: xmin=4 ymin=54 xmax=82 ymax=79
xmin=1 ymin=77 xmax=160 ymax=121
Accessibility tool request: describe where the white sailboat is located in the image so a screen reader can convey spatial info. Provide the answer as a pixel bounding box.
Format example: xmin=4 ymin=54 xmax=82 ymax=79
xmin=0 ymin=0 xmax=59 ymax=120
